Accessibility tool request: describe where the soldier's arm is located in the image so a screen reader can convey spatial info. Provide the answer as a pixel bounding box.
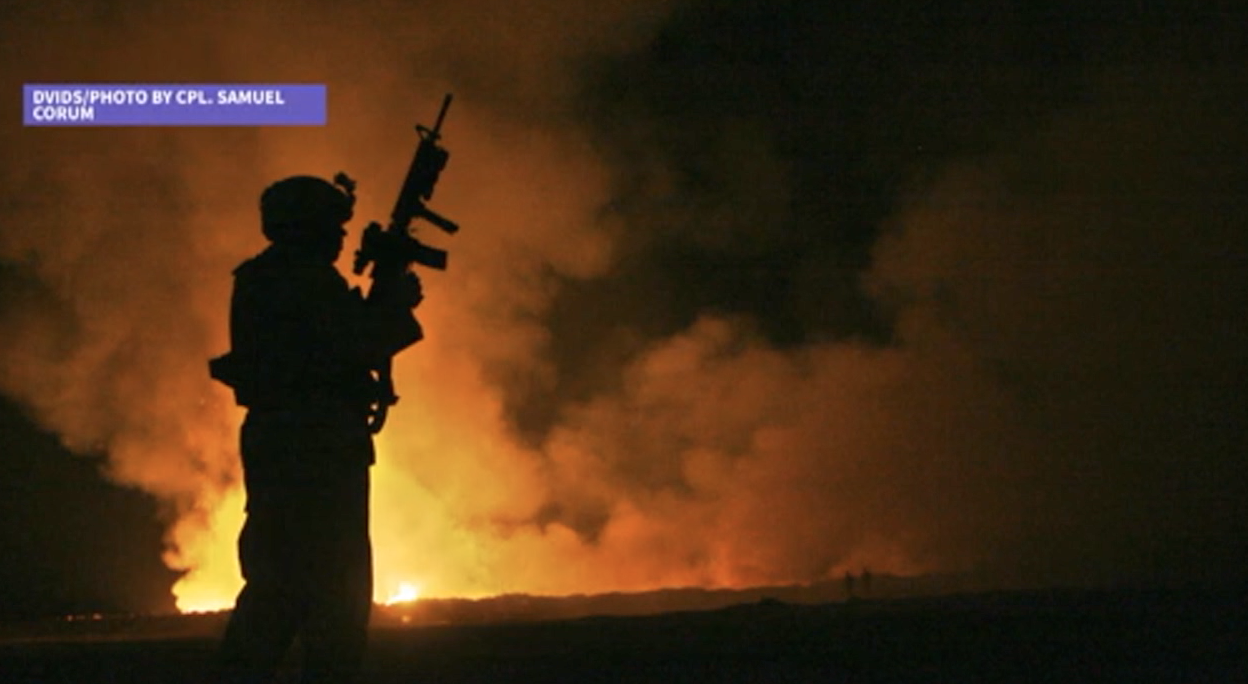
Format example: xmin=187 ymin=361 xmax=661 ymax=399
xmin=298 ymin=265 xmax=421 ymax=368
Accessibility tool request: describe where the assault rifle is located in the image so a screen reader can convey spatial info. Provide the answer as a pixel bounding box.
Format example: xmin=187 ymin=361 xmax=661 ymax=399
xmin=349 ymin=93 xmax=458 ymax=433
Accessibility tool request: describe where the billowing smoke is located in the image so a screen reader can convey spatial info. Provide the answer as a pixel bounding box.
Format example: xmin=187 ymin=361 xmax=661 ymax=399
xmin=1 ymin=0 xmax=1245 ymax=613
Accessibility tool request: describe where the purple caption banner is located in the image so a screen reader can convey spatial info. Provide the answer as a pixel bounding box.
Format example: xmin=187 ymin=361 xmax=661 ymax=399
xmin=23 ymin=84 xmax=327 ymax=126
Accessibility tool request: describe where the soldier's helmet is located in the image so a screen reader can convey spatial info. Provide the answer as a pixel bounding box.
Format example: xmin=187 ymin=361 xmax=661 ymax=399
xmin=260 ymin=175 xmax=355 ymax=241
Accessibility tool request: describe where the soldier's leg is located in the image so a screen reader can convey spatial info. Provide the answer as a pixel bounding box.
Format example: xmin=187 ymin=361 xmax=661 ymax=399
xmin=213 ymin=512 xmax=304 ymax=683
xmin=215 ymin=583 xmax=303 ymax=683
xmin=299 ymin=548 xmax=372 ymax=684
xmin=299 ymin=470 xmax=372 ymax=684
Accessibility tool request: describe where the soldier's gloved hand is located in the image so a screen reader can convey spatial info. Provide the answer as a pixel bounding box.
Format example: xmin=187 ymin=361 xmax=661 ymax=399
xmin=400 ymin=272 xmax=424 ymax=308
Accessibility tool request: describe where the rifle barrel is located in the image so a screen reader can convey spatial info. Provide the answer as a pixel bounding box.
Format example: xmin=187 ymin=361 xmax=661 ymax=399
xmin=432 ymin=94 xmax=452 ymax=134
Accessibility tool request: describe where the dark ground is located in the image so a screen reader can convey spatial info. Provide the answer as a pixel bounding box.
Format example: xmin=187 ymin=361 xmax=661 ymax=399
xmin=0 ymin=586 xmax=1244 ymax=683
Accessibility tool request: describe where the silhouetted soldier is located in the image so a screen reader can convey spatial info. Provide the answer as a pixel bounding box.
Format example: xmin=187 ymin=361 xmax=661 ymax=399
xmin=209 ymin=175 xmax=423 ymax=684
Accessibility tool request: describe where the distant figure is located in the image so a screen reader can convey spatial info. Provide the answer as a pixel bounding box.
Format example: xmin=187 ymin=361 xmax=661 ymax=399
xmin=208 ymin=175 xmax=423 ymax=683
xmin=844 ymin=570 xmax=855 ymax=599
xmin=862 ymin=568 xmax=872 ymax=596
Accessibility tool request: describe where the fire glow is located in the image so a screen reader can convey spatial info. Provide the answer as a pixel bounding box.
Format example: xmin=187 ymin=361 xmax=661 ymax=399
xmin=164 ymin=314 xmax=933 ymax=614
xmin=386 ymin=582 xmax=423 ymax=605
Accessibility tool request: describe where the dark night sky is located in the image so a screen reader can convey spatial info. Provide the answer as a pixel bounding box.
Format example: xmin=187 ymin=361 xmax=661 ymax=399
xmin=1 ymin=0 xmax=1246 ymax=617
